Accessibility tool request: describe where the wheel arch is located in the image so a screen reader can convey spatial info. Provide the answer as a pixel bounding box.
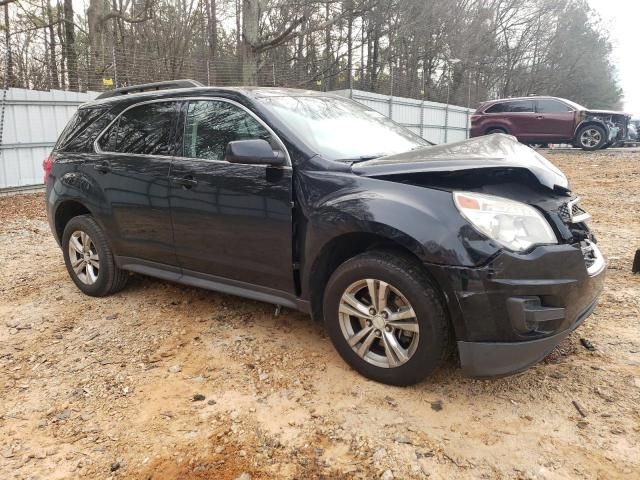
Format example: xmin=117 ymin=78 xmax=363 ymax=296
xmin=574 ymin=119 xmax=609 ymax=142
xmin=53 ymin=199 xmax=93 ymax=244
xmin=484 ymin=125 xmax=509 ymax=135
xmin=306 ymin=232 xmax=460 ymax=342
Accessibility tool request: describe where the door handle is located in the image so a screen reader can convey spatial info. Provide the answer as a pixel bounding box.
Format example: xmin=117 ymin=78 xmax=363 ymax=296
xmin=171 ymin=175 xmax=198 ymax=189
xmin=94 ymin=161 xmax=111 ymax=174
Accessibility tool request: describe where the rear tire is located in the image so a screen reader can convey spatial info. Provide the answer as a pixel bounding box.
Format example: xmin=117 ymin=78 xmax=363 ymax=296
xmin=323 ymin=251 xmax=450 ymax=386
xmin=576 ymin=124 xmax=607 ymax=150
xmin=62 ymin=215 xmax=128 ymax=297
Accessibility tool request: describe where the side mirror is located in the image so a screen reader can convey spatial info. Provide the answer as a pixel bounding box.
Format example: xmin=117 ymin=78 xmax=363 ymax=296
xmin=225 ymin=139 xmax=286 ymax=166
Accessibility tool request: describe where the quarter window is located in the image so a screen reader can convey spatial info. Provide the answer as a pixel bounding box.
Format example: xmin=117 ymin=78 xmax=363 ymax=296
xmin=99 ymin=102 xmax=177 ymax=155
xmin=182 ymin=100 xmax=275 ymax=161
xmin=536 ymin=99 xmax=571 ymax=113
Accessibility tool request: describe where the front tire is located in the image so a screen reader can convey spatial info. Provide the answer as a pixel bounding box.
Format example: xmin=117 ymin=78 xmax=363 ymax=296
xmin=62 ymin=215 xmax=128 ymax=297
xmin=486 ymin=128 xmax=507 ymax=135
xmin=576 ymin=125 xmax=607 ymax=150
xmin=323 ymin=251 xmax=450 ymax=386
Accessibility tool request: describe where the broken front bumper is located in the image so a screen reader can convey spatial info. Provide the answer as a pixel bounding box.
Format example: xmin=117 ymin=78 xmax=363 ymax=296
xmin=430 ymin=242 xmax=606 ymax=378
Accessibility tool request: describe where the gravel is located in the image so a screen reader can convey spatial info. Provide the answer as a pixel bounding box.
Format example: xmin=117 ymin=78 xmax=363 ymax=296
xmin=0 ymin=151 xmax=638 ymax=479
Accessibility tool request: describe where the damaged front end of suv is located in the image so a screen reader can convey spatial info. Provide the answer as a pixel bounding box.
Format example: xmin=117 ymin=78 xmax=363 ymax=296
xmin=577 ymin=110 xmax=631 ymax=148
xmin=346 ymin=133 xmax=606 ymax=377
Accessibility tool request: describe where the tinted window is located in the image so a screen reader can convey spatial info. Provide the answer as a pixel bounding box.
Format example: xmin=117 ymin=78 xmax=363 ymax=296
xmin=182 ymin=100 xmax=274 ymax=161
xmin=56 ymin=106 xmax=114 ymax=153
xmin=486 ymin=100 xmax=534 ymax=113
xmin=485 ymin=102 xmax=509 ymax=113
xmin=99 ymin=102 xmax=177 ymax=155
xmin=537 ymin=99 xmax=571 ymax=113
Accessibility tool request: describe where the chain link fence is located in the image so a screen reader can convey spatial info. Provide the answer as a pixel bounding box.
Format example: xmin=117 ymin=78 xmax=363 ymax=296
xmin=0 ymin=42 xmax=473 ymax=191
xmin=0 ymin=38 xmax=460 ymax=104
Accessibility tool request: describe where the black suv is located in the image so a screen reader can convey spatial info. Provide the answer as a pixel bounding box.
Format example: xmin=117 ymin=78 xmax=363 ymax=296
xmin=45 ymin=80 xmax=605 ymax=385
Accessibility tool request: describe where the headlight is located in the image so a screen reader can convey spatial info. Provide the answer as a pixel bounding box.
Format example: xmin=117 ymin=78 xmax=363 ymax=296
xmin=453 ymin=191 xmax=557 ymax=252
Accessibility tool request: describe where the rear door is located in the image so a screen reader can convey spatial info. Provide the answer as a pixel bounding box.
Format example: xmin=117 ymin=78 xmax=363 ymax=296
xmin=534 ymin=99 xmax=576 ymax=141
xmin=484 ymin=100 xmax=536 ymax=140
xmin=93 ymin=100 xmax=180 ymax=265
xmin=502 ymin=100 xmax=536 ymax=141
xmin=168 ymin=98 xmax=295 ymax=294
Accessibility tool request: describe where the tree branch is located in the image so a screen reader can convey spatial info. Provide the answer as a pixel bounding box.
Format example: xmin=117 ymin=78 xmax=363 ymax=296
xmin=101 ymin=0 xmax=153 ymax=24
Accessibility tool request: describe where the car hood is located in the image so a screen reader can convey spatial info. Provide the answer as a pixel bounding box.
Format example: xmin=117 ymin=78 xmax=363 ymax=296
xmin=584 ymin=109 xmax=631 ymax=118
xmin=351 ymin=134 xmax=569 ymax=191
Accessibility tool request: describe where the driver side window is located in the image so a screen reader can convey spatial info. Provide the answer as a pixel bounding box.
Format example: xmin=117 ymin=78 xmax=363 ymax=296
xmin=183 ymin=100 xmax=276 ymax=161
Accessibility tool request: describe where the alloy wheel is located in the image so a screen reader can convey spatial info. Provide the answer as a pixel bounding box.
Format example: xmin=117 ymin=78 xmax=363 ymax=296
xmin=580 ymin=128 xmax=602 ymax=148
xmin=338 ymin=278 xmax=420 ymax=368
xmin=68 ymin=230 xmax=100 ymax=285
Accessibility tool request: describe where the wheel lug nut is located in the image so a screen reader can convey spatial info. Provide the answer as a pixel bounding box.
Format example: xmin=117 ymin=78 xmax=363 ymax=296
xmin=369 ymin=308 xmax=376 ymax=315
xmin=366 ymin=320 xmax=372 ymax=327
xmin=375 ymin=329 xmax=381 ymax=337
xmin=385 ymin=325 xmax=392 ymax=332
xmin=381 ymin=311 xmax=388 ymax=319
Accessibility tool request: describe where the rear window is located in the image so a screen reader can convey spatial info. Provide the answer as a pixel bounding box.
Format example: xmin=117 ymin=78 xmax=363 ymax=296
xmin=485 ymin=100 xmax=534 ymax=113
xmin=55 ymin=106 xmax=113 ymax=153
xmin=98 ymin=102 xmax=178 ymax=156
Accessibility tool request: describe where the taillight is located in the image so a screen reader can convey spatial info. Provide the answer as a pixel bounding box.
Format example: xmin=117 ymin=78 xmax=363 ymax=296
xmin=43 ymin=154 xmax=53 ymax=184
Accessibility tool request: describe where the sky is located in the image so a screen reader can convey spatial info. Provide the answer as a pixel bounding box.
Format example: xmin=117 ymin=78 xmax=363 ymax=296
xmin=588 ymin=0 xmax=640 ymax=116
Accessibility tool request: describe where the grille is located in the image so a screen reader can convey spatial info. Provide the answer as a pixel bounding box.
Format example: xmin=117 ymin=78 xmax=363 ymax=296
xmin=558 ymin=198 xmax=589 ymax=224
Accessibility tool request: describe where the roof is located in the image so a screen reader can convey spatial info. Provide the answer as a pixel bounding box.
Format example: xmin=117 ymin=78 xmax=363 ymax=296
xmin=84 ymin=80 xmax=334 ymax=108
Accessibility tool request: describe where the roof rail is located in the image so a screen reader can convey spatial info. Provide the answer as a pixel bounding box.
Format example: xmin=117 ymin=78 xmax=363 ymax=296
xmin=95 ymin=79 xmax=204 ymax=100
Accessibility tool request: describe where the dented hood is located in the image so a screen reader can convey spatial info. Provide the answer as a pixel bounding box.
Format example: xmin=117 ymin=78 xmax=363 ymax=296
xmin=351 ymin=134 xmax=569 ymax=191
xmin=584 ymin=109 xmax=631 ymax=118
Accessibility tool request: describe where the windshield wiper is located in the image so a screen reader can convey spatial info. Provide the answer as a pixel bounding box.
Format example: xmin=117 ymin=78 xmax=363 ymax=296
xmin=343 ymin=153 xmax=387 ymax=163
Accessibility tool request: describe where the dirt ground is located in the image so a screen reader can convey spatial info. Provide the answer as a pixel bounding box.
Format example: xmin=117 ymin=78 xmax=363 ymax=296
xmin=1 ymin=151 xmax=639 ymax=480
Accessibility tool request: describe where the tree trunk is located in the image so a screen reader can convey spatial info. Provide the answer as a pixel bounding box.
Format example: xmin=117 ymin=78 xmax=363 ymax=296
xmin=241 ymin=0 xmax=258 ymax=85
xmin=63 ymin=0 xmax=78 ymax=90
xmin=47 ymin=0 xmax=59 ymax=89
xmin=3 ymin=4 xmax=14 ymax=87
xmin=56 ymin=0 xmax=66 ymax=89
xmin=296 ymin=17 xmax=305 ymax=84
xmin=346 ymin=1 xmax=353 ymax=89
xmin=323 ymin=2 xmax=332 ymax=90
xmin=206 ymin=0 xmax=218 ymax=84
xmin=87 ymin=0 xmax=107 ymax=90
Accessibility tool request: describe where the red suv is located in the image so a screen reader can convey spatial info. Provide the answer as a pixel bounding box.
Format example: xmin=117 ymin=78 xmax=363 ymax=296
xmin=470 ymin=96 xmax=630 ymax=151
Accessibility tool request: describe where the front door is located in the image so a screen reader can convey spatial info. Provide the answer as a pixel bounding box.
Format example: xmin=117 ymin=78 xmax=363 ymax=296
xmin=169 ymin=98 xmax=295 ymax=294
xmin=91 ymin=100 xmax=180 ymax=265
xmin=533 ymin=99 xmax=576 ymax=141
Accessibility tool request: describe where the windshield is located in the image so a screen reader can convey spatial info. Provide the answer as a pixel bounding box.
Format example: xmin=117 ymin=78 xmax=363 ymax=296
xmin=258 ymin=95 xmax=429 ymax=161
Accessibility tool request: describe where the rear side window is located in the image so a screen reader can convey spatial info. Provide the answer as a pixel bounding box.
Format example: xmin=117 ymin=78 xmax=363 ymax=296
xmin=536 ymin=99 xmax=571 ymax=113
xmin=182 ymin=100 xmax=275 ymax=161
xmin=485 ymin=100 xmax=534 ymax=113
xmin=99 ymin=102 xmax=178 ymax=155
xmin=55 ymin=106 xmax=113 ymax=153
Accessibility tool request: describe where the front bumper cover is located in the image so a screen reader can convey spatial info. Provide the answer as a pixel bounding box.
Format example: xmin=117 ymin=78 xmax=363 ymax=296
xmin=457 ymin=296 xmax=599 ymax=377
xmin=429 ymin=242 xmax=605 ymax=378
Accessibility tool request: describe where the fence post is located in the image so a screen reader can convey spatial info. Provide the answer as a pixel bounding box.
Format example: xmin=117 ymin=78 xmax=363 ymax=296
xmin=0 ymin=40 xmax=8 ymax=153
xmin=112 ymin=46 xmax=118 ymax=87
xmin=466 ymin=108 xmax=470 ymax=139
xmin=419 ymin=100 xmax=425 ymax=139
xmin=444 ymin=104 xmax=449 ymax=143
